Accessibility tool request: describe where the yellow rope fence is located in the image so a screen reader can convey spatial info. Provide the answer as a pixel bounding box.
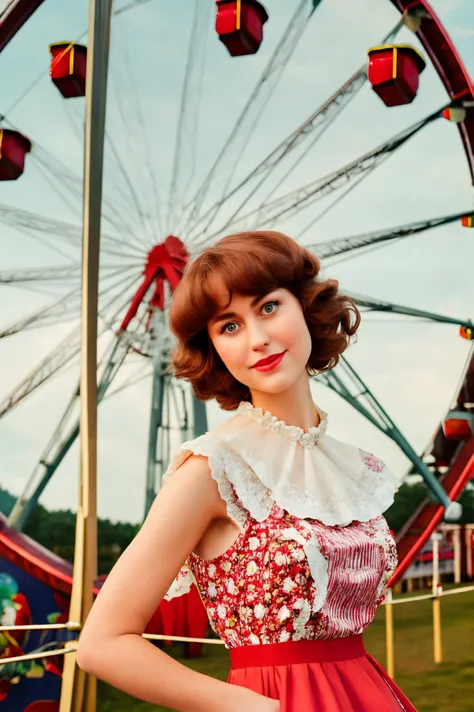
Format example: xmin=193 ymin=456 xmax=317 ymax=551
xmin=1 ymin=585 xmax=473 ymax=671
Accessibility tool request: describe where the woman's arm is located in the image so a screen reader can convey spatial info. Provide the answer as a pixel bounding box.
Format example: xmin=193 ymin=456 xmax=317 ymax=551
xmin=76 ymin=455 xmax=277 ymax=712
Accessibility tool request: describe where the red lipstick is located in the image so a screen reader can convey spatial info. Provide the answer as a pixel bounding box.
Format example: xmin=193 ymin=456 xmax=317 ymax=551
xmin=251 ymin=351 xmax=286 ymax=372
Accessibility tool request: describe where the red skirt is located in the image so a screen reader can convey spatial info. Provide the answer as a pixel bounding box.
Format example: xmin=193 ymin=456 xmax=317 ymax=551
xmin=227 ymin=635 xmax=417 ymax=712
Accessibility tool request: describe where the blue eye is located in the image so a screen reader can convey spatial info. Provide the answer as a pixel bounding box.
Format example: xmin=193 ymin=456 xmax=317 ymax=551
xmin=262 ymin=300 xmax=280 ymax=314
xmin=221 ymin=322 xmax=238 ymax=334
xmin=220 ymin=300 xmax=280 ymax=335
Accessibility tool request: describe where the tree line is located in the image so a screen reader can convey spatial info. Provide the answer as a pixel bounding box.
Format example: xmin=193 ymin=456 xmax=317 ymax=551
xmin=1 ymin=483 xmax=473 ymax=576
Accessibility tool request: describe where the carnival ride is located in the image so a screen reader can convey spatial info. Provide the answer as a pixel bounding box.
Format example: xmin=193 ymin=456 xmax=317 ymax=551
xmin=0 ymin=0 xmax=474 ymax=709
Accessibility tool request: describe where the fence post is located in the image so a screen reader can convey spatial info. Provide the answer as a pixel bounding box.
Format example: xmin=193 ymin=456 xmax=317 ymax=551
xmin=432 ymin=532 xmax=443 ymax=664
xmin=385 ymin=588 xmax=395 ymax=678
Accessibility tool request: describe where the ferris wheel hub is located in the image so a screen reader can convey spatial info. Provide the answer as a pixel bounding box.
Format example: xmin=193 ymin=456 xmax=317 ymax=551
xmin=118 ymin=235 xmax=188 ymax=350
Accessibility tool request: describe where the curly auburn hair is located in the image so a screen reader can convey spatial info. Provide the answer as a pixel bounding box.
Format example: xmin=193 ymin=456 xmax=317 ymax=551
xmin=168 ymin=231 xmax=360 ymax=410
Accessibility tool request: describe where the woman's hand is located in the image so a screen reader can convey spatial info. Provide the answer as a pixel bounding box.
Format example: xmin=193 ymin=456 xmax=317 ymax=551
xmin=245 ymin=696 xmax=280 ymax=712
xmin=226 ymin=688 xmax=280 ymax=712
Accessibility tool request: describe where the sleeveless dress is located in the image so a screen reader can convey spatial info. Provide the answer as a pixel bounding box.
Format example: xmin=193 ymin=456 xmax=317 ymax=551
xmin=163 ymin=402 xmax=417 ymax=712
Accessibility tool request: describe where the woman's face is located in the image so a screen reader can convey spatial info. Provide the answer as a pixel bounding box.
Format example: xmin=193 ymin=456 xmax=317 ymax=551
xmin=207 ymin=287 xmax=312 ymax=395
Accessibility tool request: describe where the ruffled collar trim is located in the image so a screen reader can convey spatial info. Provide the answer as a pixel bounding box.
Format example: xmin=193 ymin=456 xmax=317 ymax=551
xmin=236 ymin=401 xmax=329 ymax=448
xmin=167 ymin=402 xmax=400 ymax=527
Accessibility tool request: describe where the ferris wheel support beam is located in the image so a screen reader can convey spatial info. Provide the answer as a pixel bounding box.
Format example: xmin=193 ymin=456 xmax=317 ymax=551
xmin=60 ymin=3 xmax=113 ymax=711
xmin=144 ymin=370 xmax=207 ymax=520
xmin=144 ymin=361 xmax=165 ymax=519
xmin=0 ymin=0 xmax=45 ymax=53
xmin=348 ymin=292 xmax=473 ymax=331
xmin=193 ymin=393 xmax=208 ymax=438
xmin=316 ymin=357 xmax=460 ymax=519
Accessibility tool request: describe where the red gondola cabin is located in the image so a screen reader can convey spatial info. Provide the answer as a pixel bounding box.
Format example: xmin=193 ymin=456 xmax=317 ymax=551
xmin=367 ymin=44 xmax=426 ymax=107
xmin=0 ymin=129 xmax=31 ymax=181
xmin=442 ymin=410 xmax=474 ymax=440
xmin=215 ymin=0 xmax=268 ymax=56
xmin=461 ymin=215 xmax=474 ymax=228
xmin=49 ymin=42 xmax=87 ymax=98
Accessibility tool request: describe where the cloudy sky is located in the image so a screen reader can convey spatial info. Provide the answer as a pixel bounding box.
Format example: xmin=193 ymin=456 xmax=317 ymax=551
xmin=0 ymin=0 xmax=473 ymax=524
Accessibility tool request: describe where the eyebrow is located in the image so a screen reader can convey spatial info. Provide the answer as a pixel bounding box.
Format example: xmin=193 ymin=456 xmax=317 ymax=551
xmin=211 ymin=294 xmax=268 ymax=326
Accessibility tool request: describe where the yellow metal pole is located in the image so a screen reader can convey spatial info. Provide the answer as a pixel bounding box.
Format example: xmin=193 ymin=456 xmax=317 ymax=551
xmin=59 ymin=2 xmax=113 ymax=712
xmin=385 ymin=589 xmax=395 ymax=679
xmin=432 ymin=533 xmax=443 ymax=664
xmin=433 ymin=597 xmax=443 ymax=664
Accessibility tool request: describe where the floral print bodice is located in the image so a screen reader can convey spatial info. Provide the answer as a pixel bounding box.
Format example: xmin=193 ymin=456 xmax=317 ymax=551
xmin=163 ymin=403 xmax=399 ymax=649
xmin=165 ymin=497 xmax=397 ymax=649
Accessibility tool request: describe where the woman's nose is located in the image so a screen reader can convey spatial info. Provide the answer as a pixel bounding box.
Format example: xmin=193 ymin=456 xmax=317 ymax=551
xmin=248 ymin=319 xmax=269 ymax=350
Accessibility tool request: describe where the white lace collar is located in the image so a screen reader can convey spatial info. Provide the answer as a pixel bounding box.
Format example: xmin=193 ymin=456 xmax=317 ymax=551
xmin=236 ymin=401 xmax=329 ymax=448
xmin=166 ymin=401 xmax=400 ymax=527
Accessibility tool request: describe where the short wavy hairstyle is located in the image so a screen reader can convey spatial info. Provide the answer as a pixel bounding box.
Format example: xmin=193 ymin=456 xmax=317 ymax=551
xmin=169 ymin=231 xmax=360 ymax=411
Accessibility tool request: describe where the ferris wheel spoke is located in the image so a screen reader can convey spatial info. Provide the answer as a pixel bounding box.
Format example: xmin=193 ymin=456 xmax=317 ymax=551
xmin=107 ymin=25 xmax=163 ymax=244
xmin=349 ymin=292 xmax=473 ymax=330
xmin=200 ymin=106 xmax=444 ymax=241
xmin=0 ymin=202 xmax=143 ymax=259
xmin=98 ymin=268 xmax=143 ymax=331
xmin=0 ymin=203 xmax=82 ymax=248
xmin=0 ymin=265 xmax=81 ymax=284
xmin=14 ymin=124 xmax=144 ymax=245
xmin=2 ymin=120 xmax=131 ymax=242
xmin=293 ymin=172 xmax=369 ymax=239
xmin=187 ymin=69 xmax=368 ymax=243
xmin=186 ymin=18 xmax=402 ymax=244
xmin=0 ymin=324 xmax=84 ymax=419
xmin=105 ymin=129 xmax=157 ymax=250
xmin=166 ymin=0 xmax=211 ymax=235
xmin=113 ymin=0 xmax=156 ymax=15
xmin=7 ymin=330 xmax=134 ymax=531
xmin=0 ymin=264 xmax=138 ymax=339
xmin=59 ymin=94 xmax=85 ymax=147
xmin=105 ymin=361 xmax=153 ymax=399
xmin=309 ymin=210 xmax=474 ymax=262
xmin=0 ymin=289 xmax=81 ymax=338
xmin=114 ymin=19 xmax=165 ymax=240
xmin=179 ymin=0 xmax=321 ymax=236
xmin=0 ymin=267 xmax=139 ymax=419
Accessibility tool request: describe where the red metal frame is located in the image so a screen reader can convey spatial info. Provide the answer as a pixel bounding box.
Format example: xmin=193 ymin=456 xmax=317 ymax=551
xmin=389 ymin=0 xmax=474 ymax=183
xmin=389 ymin=436 xmax=474 ymax=585
xmin=0 ymin=0 xmax=46 ymax=53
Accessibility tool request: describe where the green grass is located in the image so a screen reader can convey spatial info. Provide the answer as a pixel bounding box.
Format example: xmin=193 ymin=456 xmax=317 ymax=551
xmin=97 ymin=587 xmax=474 ymax=712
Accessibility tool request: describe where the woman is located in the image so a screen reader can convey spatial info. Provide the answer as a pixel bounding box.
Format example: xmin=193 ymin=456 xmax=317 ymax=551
xmin=77 ymin=231 xmax=416 ymax=712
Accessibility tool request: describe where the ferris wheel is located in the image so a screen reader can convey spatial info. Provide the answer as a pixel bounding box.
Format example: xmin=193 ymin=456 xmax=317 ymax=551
xmin=0 ymin=0 xmax=473 ymax=535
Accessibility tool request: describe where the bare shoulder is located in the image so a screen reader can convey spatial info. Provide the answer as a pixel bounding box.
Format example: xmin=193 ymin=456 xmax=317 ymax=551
xmin=160 ymin=452 xmax=226 ymax=518
xmin=77 ymin=453 xmax=223 ymax=655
